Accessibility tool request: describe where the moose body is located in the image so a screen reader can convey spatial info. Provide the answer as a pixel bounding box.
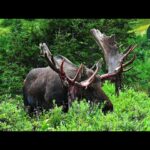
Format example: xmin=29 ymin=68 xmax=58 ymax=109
xmin=23 ymin=55 xmax=78 ymax=112
xmin=23 ymin=65 xmax=67 ymax=111
xmin=23 ymin=52 xmax=113 ymax=114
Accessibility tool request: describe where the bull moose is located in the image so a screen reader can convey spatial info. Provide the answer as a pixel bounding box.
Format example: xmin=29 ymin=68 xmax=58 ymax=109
xmin=23 ymin=29 xmax=136 ymax=114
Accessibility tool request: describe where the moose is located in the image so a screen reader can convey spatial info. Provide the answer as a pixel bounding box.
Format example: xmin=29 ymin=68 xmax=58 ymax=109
xmin=23 ymin=29 xmax=136 ymax=114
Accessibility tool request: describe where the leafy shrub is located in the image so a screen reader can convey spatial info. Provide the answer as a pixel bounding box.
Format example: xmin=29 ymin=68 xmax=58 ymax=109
xmin=1 ymin=82 xmax=150 ymax=131
xmin=123 ymin=34 xmax=150 ymax=93
xmin=147 ymin=25 xmax=150 ymax=39
xmin=0 ymin=95 xmax=32 ymax=131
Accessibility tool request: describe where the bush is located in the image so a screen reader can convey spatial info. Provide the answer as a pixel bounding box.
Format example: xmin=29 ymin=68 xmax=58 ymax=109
xmin=123 ymin=34 xmax=150 ymax=93
xmin=0 ymin=82 xmax=150 ymax=131
xmin=147 ymin=25 xmax=150 ymax=39
xmin=0 ymin=95 xmax=32 ymax=131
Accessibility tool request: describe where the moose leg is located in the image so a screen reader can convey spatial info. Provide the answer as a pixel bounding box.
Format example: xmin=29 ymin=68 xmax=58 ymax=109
xmin=23 ymin=90 xmax=35 ymax=115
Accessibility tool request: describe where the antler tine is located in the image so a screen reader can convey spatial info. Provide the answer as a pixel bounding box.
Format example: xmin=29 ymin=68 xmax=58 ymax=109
xmin=123 ymin=45 xmax=133 ymax=54
xmin=72 ymin=64 xmax=83 ymax=82
xmin=60 ymin=59 xmax=66 ymax=77
xmin=60 ymin=61 xmax=84 ymax=85
xmin=65 ymin=64 xmax=83 ymax=84
xmin=86 ymin=63 xmax=99 ymax=83
xmin=100 ymin=53 xmax=136 ymax=80
xmin=121 ymin=45 xmax=137 ymax=62
xmin=123 ymin=54 xmax=136 ymax=68
xmin=123 ymin=66 xmax=133 ymax=72
xmin=75 ymin=63 xmax=99 ymax=89
xmin=90 ymin=59 xmax=102 ymax=71
xmin=115 ymin=49 xmax=136 ymax=74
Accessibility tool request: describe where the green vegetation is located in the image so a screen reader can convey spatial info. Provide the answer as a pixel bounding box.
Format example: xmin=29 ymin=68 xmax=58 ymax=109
xmin=0 ymin=82 xmax=150 ymax=131
xmin=0 ymin=19 xmax=150 ymax=131
xmin=129 ymin=19 xmax=150 ymax=36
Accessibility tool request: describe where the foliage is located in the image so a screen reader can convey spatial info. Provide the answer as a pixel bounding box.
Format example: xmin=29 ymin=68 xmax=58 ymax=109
xmin=123 ymin=34 xmax=150 ymax=94
xmin=0 ymin=19 xmax=134 ymax=96
xmin=0 ymin=95 xmax=32 ymax=131
xmin=0 ymin=82 xmax=150 ymax=131
xmin=147 ymin=25 xmax=150 ymax=39
xmin=129 ymin=19 xmax=150 ymax=36
xmin=0 ymin=19 xmax=150 ymax=131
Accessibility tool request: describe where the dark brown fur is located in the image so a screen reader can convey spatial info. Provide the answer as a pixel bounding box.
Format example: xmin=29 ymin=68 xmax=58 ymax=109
xmin=23 ymin=55 xmax=113 ymax=114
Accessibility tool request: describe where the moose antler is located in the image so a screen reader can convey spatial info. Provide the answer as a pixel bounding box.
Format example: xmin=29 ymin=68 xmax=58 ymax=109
xmin=39 ymin=43 xmax=99 ymax=89
xmin=39 ymin=43 xmax=99 ymax=108
xmin=39 ymin=43 xmax=60 ymax=73
xmin=90 ymin=29 xmax=136 ymax=96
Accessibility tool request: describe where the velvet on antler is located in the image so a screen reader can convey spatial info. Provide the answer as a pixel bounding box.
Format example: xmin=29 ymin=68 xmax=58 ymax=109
xmin=90 ymin=29 xmax=136 ymax=96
